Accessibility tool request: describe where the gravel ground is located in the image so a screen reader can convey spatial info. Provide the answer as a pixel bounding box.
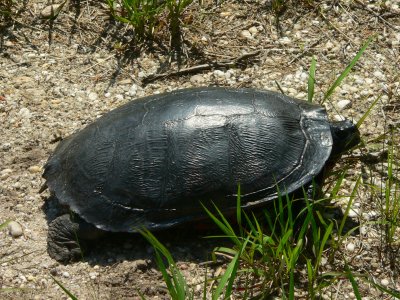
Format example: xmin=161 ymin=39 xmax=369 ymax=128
xmin=1 ymin=0 xmax=399 ymax=299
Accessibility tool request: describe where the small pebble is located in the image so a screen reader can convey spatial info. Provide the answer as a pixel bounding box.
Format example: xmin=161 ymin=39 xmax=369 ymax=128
xmin=213 ymin=70 xmax=225 ymax=78
xmin=279 ymin=36 xmax=291 ymax=44
xmin=190 ymin=74 xmax=205 ymax=84
xmin=1 ymin=168 xmax=12 ymax=180
xmin=88 ymin=92 xmax=98 ymax=101
xmin=220 ymin=11 xmax=232 ymax=17
xmin=336 ymin=99 xmax=351 ymax=110
xmin=348 ymin=208 xmax=358 ymax=218
xmin=19 ymin=107 xmax=31 ymax=119
xmin=50 ymin=268 xmax=58 ymax=276
xmin=8 ymin=221 xmax=23 ymax=238
xmin=240 ymin=30 xmax=252 ymax=39
xmin=28 ymin=165 xmax=41 ymax=173
xmin=325 ymin=40 xmax=334 ymax=49
xmin=115 ymin=94 xmax=124 ymax=101
xmin=364 ymin=211 xmax=378 ymax=221
xmin=381 ymin=278 xmax=389 ymax=286
xmin=133 ymin=259 xmax=148 ymax=271
xmin=373 ymin=70 xmax=385 ymax=79
xmin=128 ymin=84 xmax=138 ymax=96
xmin=248 ymin=26 xmax=258 ymax=35
xmin=40 ymin=2 xmax=66 ymax=19
xmin=346 ymin=242 xmax=355 ymax=252
xmin=2 ymin=143 xmax=11 ymax=151
xmin=62 ymin=271 xmax=70 ymax=278
xmin=118 ymin=79 xmax=132 ymax=85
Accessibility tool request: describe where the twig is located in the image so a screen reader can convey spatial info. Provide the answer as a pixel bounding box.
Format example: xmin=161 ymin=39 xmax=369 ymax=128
xmin=353 ymin=0 xmax=398 ymax=30
xmin=319 ymin=11 xmax=352 ymax=42
xmin=142 ymin=50 xmax=261 ymax=85
xmin=81 ymin=54 xmax=115 ymax=73
xmin=288 ymin=38 xmax=322 ymax=64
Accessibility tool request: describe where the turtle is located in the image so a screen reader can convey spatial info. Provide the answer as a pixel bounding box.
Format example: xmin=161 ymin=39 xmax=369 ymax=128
xmin=42 ymin=87 xmax=360 ymax=263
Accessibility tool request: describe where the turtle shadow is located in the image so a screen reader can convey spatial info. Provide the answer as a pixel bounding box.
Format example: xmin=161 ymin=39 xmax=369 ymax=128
xmin=319 ymin=203 xmax=360 ymax=235
xmin=41 ymin=194 xmax=233 ymax=266
xmin=42 ymin=195 xmax=360 ymax=267
xmin=83 ymin=224 xmax=231 ymax=267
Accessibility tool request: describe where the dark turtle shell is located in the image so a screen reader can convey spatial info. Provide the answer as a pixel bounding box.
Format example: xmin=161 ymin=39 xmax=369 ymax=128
xmin=43 ymin=87 xmax=334 ymax=232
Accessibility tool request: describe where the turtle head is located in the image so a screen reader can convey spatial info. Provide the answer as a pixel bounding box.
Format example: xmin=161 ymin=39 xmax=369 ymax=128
xmin=330 ymin=119 xmax=360 ymax=158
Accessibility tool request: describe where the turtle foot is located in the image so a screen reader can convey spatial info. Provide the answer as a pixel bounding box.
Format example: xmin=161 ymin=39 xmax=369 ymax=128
xmin=47 ymin=214 xmax=88 ymax=263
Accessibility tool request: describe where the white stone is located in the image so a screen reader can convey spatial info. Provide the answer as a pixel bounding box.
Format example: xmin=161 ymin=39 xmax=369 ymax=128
xmin=8 ymin=221 xmax=23 ymax=238
xmin=1 ymin=168 xmax=12 ymax=175
xmin=360 ymin=226 xmax=368 ymax=234
xmin=248 ymin=26 xmax=258 ymax=35
xmin=88 ymin=92 xmax=98 ymax=101
xmin=19 ymin=107 xmax=31 ymax=119
xmin=62 ymin=272 xmax=70 ymax=278
xmin=28 ymin=165 xmax=41 ymax=173
xmin=279 ymin=37 xmax=291 ymax=44
xmin=346 ymin=242 xmax=355 ymax=252
xmin=348 ymin=208 xmax=359 ymax=218
xmin=365 ymin=78 xmax=373 ymax=84
xmin=128 ymin=84 xmax=138 ymax=96
xmin=40 ymin=3 xmax=65 ymax=19
xmin=213 ymin=70 xmax=225 ymax=78
xmin=325 ymin=41 xmax=334 ymax=49
xmin=240 ymin=30 xmax=252 ymax=39
xmin=365 ymin=210 xmax=378 ymax=221
xmin=381 ymin=278 xmax=389 ymax=286
xmin=190 ymin=74 xmax=205 ymax=84
xmin=2 ymin=143 xmax=11 ymax=151
xmin=373 ymin=70 xmax=385 ymax=79
xmin=115 ymin=94 xmax=124 ymax=101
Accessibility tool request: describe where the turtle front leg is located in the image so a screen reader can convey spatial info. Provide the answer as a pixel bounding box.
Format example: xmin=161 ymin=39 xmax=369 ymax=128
xmin=47 ymin=214 xmax=104 ymax=263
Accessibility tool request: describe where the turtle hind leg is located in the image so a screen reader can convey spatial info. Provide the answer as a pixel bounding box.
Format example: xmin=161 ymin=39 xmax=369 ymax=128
xmin=47 ymin=214 xmax=104 ymax=263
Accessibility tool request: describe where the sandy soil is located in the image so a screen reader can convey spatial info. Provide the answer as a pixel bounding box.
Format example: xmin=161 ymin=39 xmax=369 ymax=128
xmin=1 ymin=0 xmax=399 ymax=299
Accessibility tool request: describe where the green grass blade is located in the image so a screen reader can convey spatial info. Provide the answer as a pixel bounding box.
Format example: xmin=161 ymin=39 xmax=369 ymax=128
xmin=0 ymin=220 xmax=10 ymax=230
xmin=338 ymin=176 xmax=361 ymax=237
xmin=202 ymin=203 xmax=241 ymax=247
xmin=361 ymin=277 xmax=400 ymax=298
xmin=289 ymin=267 xmax=295 ymax=300
xmin=276 ymin=229 xmax=293 ymax=257
xmin=236 ymin=184 xmax=243 ymax=236
xmin=315 ymin=222 xmax=333 ymax=271
xmin=323 ymin=36 xmax=373 ymax=102
xmin=344 ymin=264 xmax=362 ymax=300
xmin=212 ymin=253 xmax=239 ymax=299
xmin=329 ymin=170 xmax=346 ymax=199
xmin=154 ymin=249 xmax=178 ymax=299
xmin=214 ymin=247 xmax=238 ymax=257
xmin=308 ymin=56 xmax=316 ymax=103
xmin=213 ymin=237 xmax=249 ymax=300
xmin=356 ymin=94 xmax=381 ymax=128
xmin=51 ymin=275 xmax=78 ymax=300
xmin=306 ymin=259 xmax=314 ymax=296
xmin=140 ymin=229 xmax=188 ymax=299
